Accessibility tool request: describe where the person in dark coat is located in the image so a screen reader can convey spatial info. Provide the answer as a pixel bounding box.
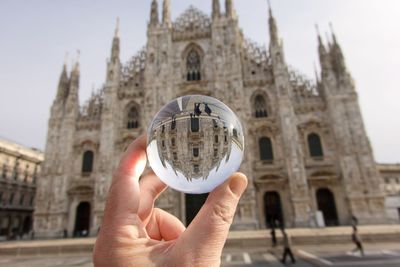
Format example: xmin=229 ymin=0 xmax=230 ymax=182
xmin=351 ymin=215 xmax=359 ymax=231
xmin=281 ymin=228 xmax=296 ymax=264
xmin=351 ymin=227 xmax=364 ymax=256
xmin=270 ymin=227 xmax=277 ymax=247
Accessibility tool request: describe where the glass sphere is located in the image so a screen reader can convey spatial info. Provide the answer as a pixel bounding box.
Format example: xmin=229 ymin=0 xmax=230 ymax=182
xmin=147 ymin=95 xmax=245 ymax=194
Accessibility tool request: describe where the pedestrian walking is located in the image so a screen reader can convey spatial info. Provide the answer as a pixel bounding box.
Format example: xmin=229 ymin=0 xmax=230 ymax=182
xmin=351 ymin=227 xmax=364 ymax=256
xmin=351 ymin=215 xmax=359 ymax=231
xmin=281 ymin=228 xmax=296 ymax=264
xmin=270 ymin=226 xmax=277 ymax=247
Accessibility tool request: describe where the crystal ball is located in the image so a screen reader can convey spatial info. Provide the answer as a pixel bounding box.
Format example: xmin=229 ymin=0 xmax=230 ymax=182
xmin=147 ymin=95 xmax=245 ymax=194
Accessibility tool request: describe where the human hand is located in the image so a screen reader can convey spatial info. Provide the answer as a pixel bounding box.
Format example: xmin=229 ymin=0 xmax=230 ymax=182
xmin=93 ymin=135 xmax=248 ymax=267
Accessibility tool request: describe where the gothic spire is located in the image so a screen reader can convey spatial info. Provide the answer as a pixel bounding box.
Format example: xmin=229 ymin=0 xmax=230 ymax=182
xmin=114 ymin=17 xmax=120 ymax=38
xmin=150 ymin=0 xmax=159 ymax=26
xmin=212 ymin=0 xmax=221 ymax=19
xmin=70 ymin=50 xmax=80 ymax=89
xmin=329 ymin=23 xmax=338 ymax=45
xmin=225 ymin=0 xmax=234 ymax=18
xmin=268 ymin=1 xmax=279 ymax=45
xmin=64 ymin=50 xmax=80 ymax=112
xmin=329 ymin=23 xmax=347 ymax=74
xmin=162 ymin=0 xmax=171 ymax=25
xmin=111 ymin=18 xmax=120 ymax=63
xmin=315 ymin=24 xmax=327 ymax=57
xmin=314 ymin=62 xmax=320 ymax=83
xmin=56 ymin=55 xmax=70 ymax=101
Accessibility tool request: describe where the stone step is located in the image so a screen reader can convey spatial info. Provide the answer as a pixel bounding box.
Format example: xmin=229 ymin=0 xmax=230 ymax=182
xmin=1 ymin=225 xmax=399 ymax=256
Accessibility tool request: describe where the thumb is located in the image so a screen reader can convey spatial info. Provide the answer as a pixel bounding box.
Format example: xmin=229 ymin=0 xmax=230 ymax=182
xmin=177 ymin=173 xmax=247 ymax=260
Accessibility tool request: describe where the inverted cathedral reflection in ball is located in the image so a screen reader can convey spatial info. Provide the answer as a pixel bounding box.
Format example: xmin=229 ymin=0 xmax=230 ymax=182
xmin=147 ymin=95 xmax=245 ymax=194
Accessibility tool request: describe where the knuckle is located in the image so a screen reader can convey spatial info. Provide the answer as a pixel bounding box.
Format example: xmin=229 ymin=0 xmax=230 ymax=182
xmin=211 ymin=201 xmax=234 ymax=224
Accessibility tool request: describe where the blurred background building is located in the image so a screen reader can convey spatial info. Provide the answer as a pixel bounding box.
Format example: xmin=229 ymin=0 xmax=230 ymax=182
xmin=33 ymin=0 xmax=399 ymax=238
xmin=0 ymin=138 xmax=43 ymax=240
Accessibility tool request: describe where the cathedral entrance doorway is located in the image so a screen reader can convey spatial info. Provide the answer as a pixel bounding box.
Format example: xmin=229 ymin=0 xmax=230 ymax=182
xmin=74 ymin=202 xmax=91 ymax=237
xmin=185 ymin=193 xmax=208 ymax=226
xmin=22 ymin=216 xmax=32 ymax=235
xmin=316 ymin=188 xmax=339 ymax=226
xmin=264 ymin=191 xmax=284 ymax=228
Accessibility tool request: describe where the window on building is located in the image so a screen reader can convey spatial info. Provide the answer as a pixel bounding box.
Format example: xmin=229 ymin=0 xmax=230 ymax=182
xmin=186 ymin=49 xmax=201 ymax=81
xmin=81 ymin=151 xmax=94 ymax=174
xmin=173 ymin=152 xmax=178 ymax=161
xmin=24 ymin=170 xmax=28 ymax=182
xmin=233 ymin=128 xmax=238 ymax=138
xmin=171 ymin=118 xmax=176 ymax=130
xmin=214 ymin=135 xmax=219 ymax=144
xmin=253 ymin=95 xmax=268 ymax=118
xmin=19 ymin=195 xmax=24 ymax=206
xmin=29 ymin=196 xmax=34 ymax=207
xmin=259 ymin=137 xmax=274 ymax=162
xmin=127 ymin=106 xmax=139 ymax=129
xmin=1 ymin=164 xmax=6 ymax=179
xmin=308 ymin=133 xmax=324 ymax=158
xmin=13 ymin=168 xmax=18 ymax=180
xmin=193 ymin=164 xmax=200 ymax=173
xmin=33 ymin=165 xmax=38 ymax=184
xmin=171 ymin=138 xmax=176 ymax=147
xmin=213 ymin=148 xmax=218 ymax=158
xmin=213 ymin=119 xmax=218 ymax=129
xmin=191 ymin=117 xmax=200 ymax=132
xmin=193 ymin=148 xmax=199 ymax=158
xmin=9 ymin=193 xmax=14 ymax=205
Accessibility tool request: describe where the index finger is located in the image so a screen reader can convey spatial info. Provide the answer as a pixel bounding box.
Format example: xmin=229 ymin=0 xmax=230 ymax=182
xmin=101 ymin=135 xmax=147 ymax=232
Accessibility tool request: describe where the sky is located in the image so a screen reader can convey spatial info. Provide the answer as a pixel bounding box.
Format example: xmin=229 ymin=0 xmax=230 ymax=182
xmin=0 ymin=0 xmax=399 ymax=163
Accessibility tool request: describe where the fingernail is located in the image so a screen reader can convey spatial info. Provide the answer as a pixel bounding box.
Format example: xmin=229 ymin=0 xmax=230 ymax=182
xmin=229 ymin=174 xmax=247 ymax=197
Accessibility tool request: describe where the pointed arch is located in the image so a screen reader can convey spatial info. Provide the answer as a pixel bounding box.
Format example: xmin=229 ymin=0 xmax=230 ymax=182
xmin=254 ymin=95 xmax=268 ymax=118
xmin=81 ymin=150 xmax=94 ymax=174
xmin=251 ymin=91 xmax=270 ymax=118
xmin=259 ymin=137 xmax=274 ymax=162
xmin=126 ymin=102 xmax=140 ymax=129
xmin=308 ymin=133 xmax=323 ymax=158
xmin=183 ymin=43 xmax=204 ymax=82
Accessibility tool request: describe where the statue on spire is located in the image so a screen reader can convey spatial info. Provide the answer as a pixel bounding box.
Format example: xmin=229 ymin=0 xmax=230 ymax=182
xmin=111 ymin=18 xmax=120 ymax=63
xmin=328 ymin=23 xmax=346 ymax=74
xmin=268 ymin=0 xmax=279 ymax=45
xmin=225 ymin=0 xmax=234 ymax=18
xmin=73 ymin=49 xmax=80 ymax=74
xmin=56 ymin=55 xmax=70 ymax=102
xmin=212 ymin=0 xmax=221 ymax=19
xmin=162 ymin=0 xmax=171 ymax=25
xmin=150 ymin=0 xmax=159 ymax=26
xmin=115 ymin=17 xmax=120 ymax=38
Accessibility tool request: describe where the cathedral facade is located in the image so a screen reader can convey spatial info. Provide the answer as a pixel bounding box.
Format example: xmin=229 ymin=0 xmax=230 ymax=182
xmin=34 ymin=0 xmax=389 ymax=238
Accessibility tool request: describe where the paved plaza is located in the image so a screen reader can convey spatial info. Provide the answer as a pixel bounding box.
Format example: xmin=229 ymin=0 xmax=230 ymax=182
xmin=1 ymin=243 xmax=400 ymax=267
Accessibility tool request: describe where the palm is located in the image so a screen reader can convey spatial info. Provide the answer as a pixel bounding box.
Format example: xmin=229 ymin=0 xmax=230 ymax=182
xmin=93 ymin=135 xmax=247 ymax=267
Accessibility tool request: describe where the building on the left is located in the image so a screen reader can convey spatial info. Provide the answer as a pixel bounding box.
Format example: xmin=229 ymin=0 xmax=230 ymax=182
xmin=0 ymin=138 xmax=43 ymax=240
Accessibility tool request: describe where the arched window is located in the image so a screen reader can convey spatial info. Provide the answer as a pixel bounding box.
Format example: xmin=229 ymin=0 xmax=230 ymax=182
xmin=259 ymin=137 xmax=274 ymax=162
xmin=191 ymin=117 xmax=200 ymax=132
xmin=127 ymin=106 xmax=139 ymax=129
xmin=81 ymin=151 xmax=94 ymax=174
xmin=253 ymin=95 xmax=268 ymax=118
xmin=308 ymin=133 xmax=324 ymax=158
xmin=186 ymin=49 xmax=201 ymax=81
